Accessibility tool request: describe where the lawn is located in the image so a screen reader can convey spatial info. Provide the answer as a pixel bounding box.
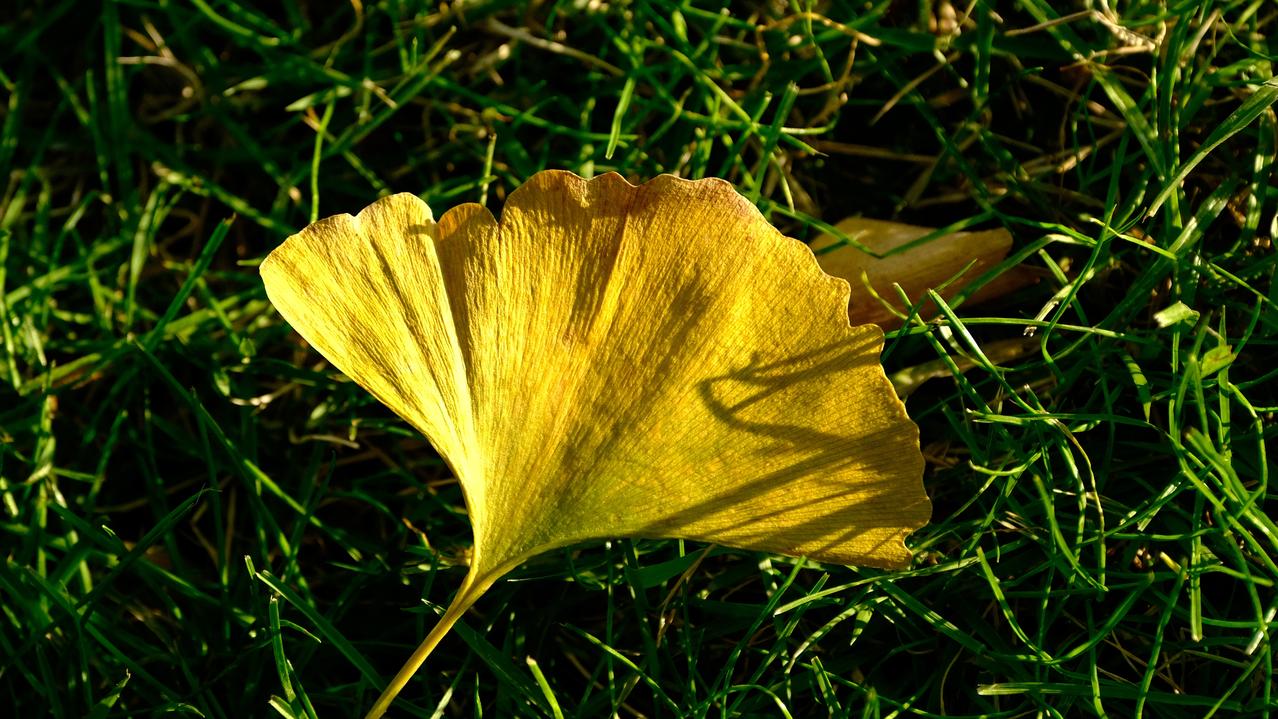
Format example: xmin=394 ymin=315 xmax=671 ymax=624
xmin=2 ymin=1 xmax=1276 ymax=717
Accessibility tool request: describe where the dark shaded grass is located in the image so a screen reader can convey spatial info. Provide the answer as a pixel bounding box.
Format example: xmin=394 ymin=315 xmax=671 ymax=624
xmin=1 ymin=1 xmax=1276 ymax=717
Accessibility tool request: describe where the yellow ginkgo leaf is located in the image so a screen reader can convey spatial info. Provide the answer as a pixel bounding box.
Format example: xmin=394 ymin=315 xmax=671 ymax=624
xmin=261 ymin=171 xmax=930 ymax=718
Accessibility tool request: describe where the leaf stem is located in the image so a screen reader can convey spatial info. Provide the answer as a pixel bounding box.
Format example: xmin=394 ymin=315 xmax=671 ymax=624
xmin=363 ymin=569 xmax=494 ymax=719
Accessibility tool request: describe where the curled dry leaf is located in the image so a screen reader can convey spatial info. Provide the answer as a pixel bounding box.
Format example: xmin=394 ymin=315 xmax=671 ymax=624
xmin=261 ymin=171 xmax=930 ymax=718
xmin=811 ymin=217 xmax=1037 ymax=328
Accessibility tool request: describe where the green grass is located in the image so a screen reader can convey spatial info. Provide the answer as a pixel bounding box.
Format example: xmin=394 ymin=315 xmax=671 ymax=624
xmin=2 ymin=1 xmax=1276 ymax=717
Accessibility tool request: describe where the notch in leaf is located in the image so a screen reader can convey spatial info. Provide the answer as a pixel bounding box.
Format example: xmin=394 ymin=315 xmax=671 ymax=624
xmin=261 ymin=171 xmax=931 ymax=718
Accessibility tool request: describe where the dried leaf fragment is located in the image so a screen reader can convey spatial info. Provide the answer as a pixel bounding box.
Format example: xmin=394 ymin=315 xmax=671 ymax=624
xmin=812 ymin=217 xmax=1037 ymax=328
xmin=261 ymin=171 xmax=930 ymax=717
